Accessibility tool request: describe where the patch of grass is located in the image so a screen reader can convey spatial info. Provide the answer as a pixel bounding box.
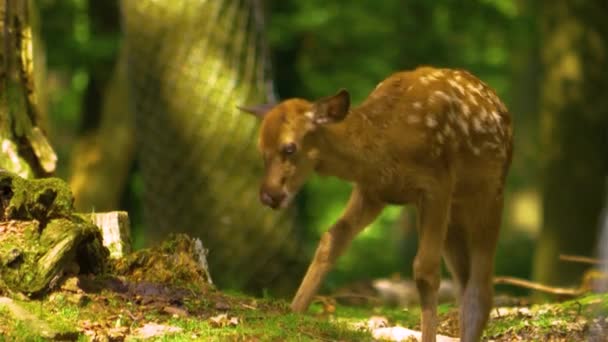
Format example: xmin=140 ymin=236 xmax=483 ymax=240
xmin=11 ymin=320 xmax=48 ymax=341
xmin=18 ymin=297 xmax=81 ymax=335
xmin=128 ymin=299 xmax=371 ymax=341
xmin=485 ymin=293 xmax=608 ymax=340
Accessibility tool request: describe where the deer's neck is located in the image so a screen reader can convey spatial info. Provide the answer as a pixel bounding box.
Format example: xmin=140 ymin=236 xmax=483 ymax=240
xmin=314 ymin=109 xmax=377 ymax=182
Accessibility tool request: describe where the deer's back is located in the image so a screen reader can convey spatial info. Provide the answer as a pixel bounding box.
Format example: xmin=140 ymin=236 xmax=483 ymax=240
xmin=353 ymin=67 xmax=512 ymax=202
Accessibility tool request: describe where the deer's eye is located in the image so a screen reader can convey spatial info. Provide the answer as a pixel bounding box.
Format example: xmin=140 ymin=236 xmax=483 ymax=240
xmin=281 ymin=142 xmax=297 ymax=156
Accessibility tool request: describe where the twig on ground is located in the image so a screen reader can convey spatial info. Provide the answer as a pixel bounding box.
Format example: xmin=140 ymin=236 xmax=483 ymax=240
xmin=559 ymin=254 xmax=605 ymax=265
xmin=330 ymin=292 xmax=380 ymax=302
xmin=493 ymin=276 xmax=585 ymax=297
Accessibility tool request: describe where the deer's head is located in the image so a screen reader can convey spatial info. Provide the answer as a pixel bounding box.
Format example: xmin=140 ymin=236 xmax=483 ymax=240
xmin=238 ymin=90 xmax=350 ymax=209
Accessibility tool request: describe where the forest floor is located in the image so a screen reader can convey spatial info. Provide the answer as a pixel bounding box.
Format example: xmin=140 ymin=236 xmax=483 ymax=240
xmin=0 ymin=234 xmax=606 ymax=341
xmin=2 ymin=174 xmax=606 ymax=340
xmin=0 ymin=281 xmax=607 ymax=341
xmin=0 ymin=272 xmax=607 ymax=341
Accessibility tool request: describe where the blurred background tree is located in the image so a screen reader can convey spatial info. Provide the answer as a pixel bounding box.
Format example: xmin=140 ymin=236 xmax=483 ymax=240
xmin=533 ymin=0 xmax=608 ymax=290
xmin=35 ymin=0 xmax=607 ymax=297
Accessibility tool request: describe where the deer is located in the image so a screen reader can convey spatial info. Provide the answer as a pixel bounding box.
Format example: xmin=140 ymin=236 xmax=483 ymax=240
xmin=238 ymin=66 xmax=513 ymax=342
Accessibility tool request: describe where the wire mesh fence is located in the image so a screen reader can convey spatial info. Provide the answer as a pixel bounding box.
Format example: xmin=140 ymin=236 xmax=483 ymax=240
xmin=121 ymin=0 xmax=304 ymax=293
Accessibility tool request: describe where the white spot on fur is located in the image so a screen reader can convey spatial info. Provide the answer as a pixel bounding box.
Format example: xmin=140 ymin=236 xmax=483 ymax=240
xmin=448 ymin=79 xmax=465 ymax=95
xmin=479 ymin=107 xmax=488 ymax=119
xmin=457 ymin=117 xmax=469 ymax=135
xmin=467 ymin=83 xmax=483 ymax=96
xmin=436 ymin=133 xmax=444 ymax=144
xmin=468 ymin=93 xmax=478 ymax=106
xmin=426 ymin=116 xmax=438 ymax=128
xmin=461 ymin=103 xmax=471 ymax=117
xmin=443 ymin=124 xmax=454 ymax=137
xmin=375 ymin=81 xmax=384 ymax=89
xmin=407 ymin=115 xmax=421 ymax=124
xmin=304 ymin=111 xmax=314 ymax=119
xmin=473 ymin=117 xmax=483 ymax=132
xmin=413 ymin=102 xmax=422 ymax=109
xmin=482 ymin=142 xmax=500 ymax=150
xmin=447 ymin=110 xmax=456 ymax=122
xmin=431 ymin=70 xmax=444 ymax=78
xmin=407 ymin=85 xmax=414 ymax=92
xmin=472 ymin=147 xmax=481 ymax=155
xmin=491 ymin=111 xmax=501 ymax=122
xmin=433 ymin=90 xmax=451 ymax=102
xmin=420 ymin=77 xmax=430 ymax=85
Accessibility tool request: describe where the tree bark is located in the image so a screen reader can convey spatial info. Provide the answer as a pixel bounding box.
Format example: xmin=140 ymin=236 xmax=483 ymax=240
xmin=533 ymin=0 xmax=608 ymax=288
xmin=0 ymin=0 xmax=56 ymax=177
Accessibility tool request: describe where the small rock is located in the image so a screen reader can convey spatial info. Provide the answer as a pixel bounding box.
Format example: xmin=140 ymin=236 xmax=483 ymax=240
xmin=215 ymin=301 xmax=230 ymax=310
xmin=61 ymin=276 xmax=82 ymax=293
xmin=134 ymin=323 xmax=183 ymax=338
xmin=163 ymin=305 xmax=189 ymax=317
xmin=209 ymin=313 xmax=239 ymax=327
xmin=372 ymin=326 xmax=459 ymax=342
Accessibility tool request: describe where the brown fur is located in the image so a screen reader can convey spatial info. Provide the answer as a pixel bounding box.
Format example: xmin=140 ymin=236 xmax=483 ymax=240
xmin=240 ymin=66 xmax=513 ymax=342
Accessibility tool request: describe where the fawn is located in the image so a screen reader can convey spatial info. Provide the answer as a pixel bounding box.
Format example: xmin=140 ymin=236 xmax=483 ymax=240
xmin=239 ymin=66 xmax=513 ymax=342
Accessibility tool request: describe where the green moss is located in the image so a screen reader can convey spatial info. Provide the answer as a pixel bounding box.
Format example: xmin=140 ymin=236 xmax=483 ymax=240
xmin=0 ymin=218 xmax=107 ymax=295
xmin=0 ymin=171 xmax=108 ymax=295
xmin=0 ymin=170 xmax=74 ymax=223
xmin=112 ymin=234 xmax=211 ymax=288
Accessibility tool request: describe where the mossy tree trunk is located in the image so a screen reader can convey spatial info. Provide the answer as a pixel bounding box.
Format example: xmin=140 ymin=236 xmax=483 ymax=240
xmin=0 ymin=0 xmax=56 ymax=178
xmin=533 ymin=0 xmax=608 ymax=288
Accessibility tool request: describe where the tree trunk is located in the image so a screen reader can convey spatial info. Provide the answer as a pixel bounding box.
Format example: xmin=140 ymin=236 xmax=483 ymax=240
xmin=533 ymin=0 xmax=608 ymax=289
xmin=120 ymin=0 xmax=304 ymax=294
xmin=68 ymin=0 xmax=134 ymax=212
xmin=0 ymin=0 xmax=56 ymax=177
xmin=69 ymin=49 xmax=135 ymax=212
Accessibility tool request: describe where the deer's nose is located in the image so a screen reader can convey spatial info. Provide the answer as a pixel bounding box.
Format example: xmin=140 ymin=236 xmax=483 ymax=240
xmin=260 ymin=189 xmax=285 ymax=209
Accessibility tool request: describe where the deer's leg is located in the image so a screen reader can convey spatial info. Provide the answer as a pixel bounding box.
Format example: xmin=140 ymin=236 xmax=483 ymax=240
xmin=414 ymin=192 xmax=451 ymax=342
xmin=443 ymin=221 xmax=470 ymax=299
xmin=460 ymin=195 xmax=503 ymax=342
xmin=291 ymin=186 xmax=384 ymax=313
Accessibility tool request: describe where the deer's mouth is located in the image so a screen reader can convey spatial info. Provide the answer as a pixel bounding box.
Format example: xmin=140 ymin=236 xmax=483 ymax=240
xmin=259 ymin=189 xmax=295 ymax=210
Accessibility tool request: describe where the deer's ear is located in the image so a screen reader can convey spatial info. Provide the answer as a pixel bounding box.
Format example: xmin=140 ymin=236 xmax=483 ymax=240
xmin=237 ymin=104 xmax=275 ymax=119
xmin=311 ymin=89 xmax=350 ymax=125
